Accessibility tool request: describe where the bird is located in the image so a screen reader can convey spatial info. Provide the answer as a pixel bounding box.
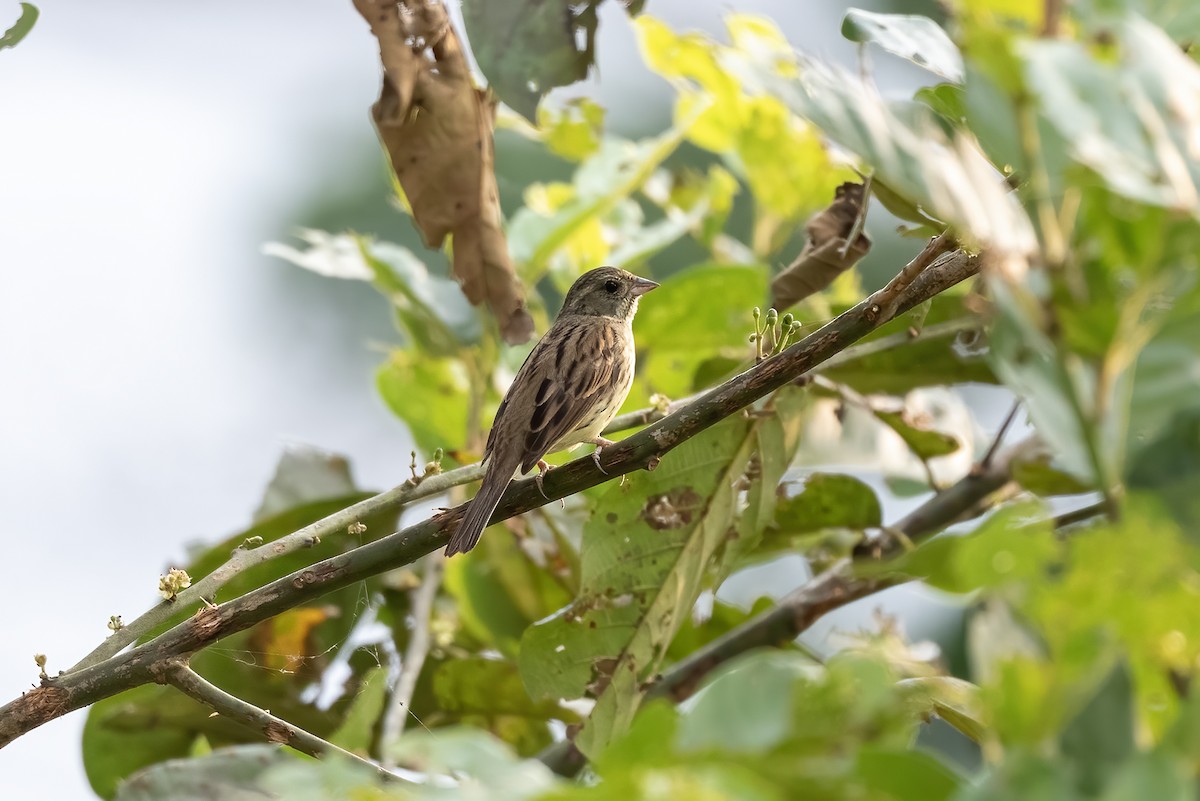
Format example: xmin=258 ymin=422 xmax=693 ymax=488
xmin=444 ymin=266 xmax=659 ymax=556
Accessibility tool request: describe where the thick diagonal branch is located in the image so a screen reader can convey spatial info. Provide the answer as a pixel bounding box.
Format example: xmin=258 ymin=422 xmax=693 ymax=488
xmin=0 ymin=244 xmax=978 ymax=749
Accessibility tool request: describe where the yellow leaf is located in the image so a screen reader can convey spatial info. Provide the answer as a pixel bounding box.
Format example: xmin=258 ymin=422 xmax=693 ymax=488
xmin=725 ymin=13 xmax=791 ymax=55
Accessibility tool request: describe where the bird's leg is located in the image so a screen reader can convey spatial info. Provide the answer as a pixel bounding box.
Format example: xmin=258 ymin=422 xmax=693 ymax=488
xmin=587 ymin=437 xmax=617 ymax=475
xmin=534 ymin=459 xmax=553 ymax=500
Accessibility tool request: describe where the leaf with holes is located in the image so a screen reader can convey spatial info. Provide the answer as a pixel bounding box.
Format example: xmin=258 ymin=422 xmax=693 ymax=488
xmin=519 ymin=416 xmax=759 ymax=756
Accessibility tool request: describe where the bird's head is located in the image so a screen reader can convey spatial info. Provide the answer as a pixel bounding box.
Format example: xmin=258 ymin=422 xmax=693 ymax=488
xmin=559 ymin=266 xmax=658 ymax=321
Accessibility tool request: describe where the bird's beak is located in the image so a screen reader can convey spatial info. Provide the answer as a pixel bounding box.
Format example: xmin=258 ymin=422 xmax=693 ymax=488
xmin=631 ymin=277 xmax=659 ymax=296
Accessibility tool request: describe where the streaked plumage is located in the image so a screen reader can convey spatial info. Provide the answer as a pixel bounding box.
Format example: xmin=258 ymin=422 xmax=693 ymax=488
xmin=445 ymin=266 xmax=657 ymax=556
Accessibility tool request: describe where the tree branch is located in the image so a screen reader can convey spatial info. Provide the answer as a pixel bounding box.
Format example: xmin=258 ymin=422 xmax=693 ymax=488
xmin=0 ymin=243 xmax=978 ymax=749
xmin=165 ymin=663 xmax=406 ymax=783
xmin=70 ymin=461 xmax=487 ymax=672
xmin=380 ymin=553 xmax=442 ymax=762
xmin=74 ymin=288 xmax=977 ymax=674
xmin=538 ymin=434 xmax=1035 ymax=777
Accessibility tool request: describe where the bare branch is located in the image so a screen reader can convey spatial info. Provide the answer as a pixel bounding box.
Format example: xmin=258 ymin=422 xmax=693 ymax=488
xmin=74 ymin=281 xmax=977 ymax=676
xmin=979 ymin=400 xmax=1022 ymax=470
xmin=71 ymin=462 xmax=486 ymax=672
xmin=0 ymin=245 xmax=979 ymax=749
xmin=165 ymin=662 xmax=407 ymax=783
xmin=380 ymin=553 xmax=443 ymax=762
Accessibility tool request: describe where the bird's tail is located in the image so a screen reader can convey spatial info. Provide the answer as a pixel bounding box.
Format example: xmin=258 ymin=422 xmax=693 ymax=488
xmin=445 ymin=456 xmax=519 ymax=556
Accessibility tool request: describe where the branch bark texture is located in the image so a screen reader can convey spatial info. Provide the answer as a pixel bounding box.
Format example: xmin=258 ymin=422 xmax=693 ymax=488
xmin=0 ymin=244 xmax=978 ymax=749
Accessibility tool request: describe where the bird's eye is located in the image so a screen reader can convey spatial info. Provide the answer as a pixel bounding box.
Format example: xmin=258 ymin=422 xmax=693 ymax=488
xmin=604 ymin=278 xmax=620 ymax=293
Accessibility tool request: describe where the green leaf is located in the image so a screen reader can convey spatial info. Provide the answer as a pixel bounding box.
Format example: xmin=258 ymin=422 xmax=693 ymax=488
xmin=676 ymin=651 xmax=819 ymax=754
xmin=915 ymin=83 xmax=968 ymax=124
xmin=885 ymin=476 xmax=933 ymax=498
xmin=854 ymin=747 xmax=965 ymax=801
xmin=253 ymin=446 xmax=356 ymax=522
xmin=520 ymin=417 xmax=760 ymax=756
xmin=1130 ymin=309 xmax=1200 ymax=469
xmin=443 ymin=528 xmax=573 ymax=657
xmin=0 ymin=2 xmax=36 ymax=51
xmin=678 ymin=652 xmax=918 ymax=757
xmin=434 ymin=658 xmax=577 ymax=722
xmin=1022 ymin=500 xmax=1200 ymax=734
xmin=821 ymin=298 xmax=995 ymax=395
xmin=1021 ymin=19 xmax=1200 ymax=214
xmin=508 ymin=131 xmax=688 ymax=277
xmin=988 ymin=282 xmax=1110 ymax=485
xmin=112 ymin=744 xmax=294 ymax=801
xmin=462 ymin=1 xmax=643 ymax=122
xmin=385 ymin=727 xmax=558 ymax=796
xmin=85 ymin=686 xmax=259 ymax=799
xmin=635 ymin=15 xmax=854 ymax=224
xmin=1012 ymin=453 xmax=1093 ymax=496
xmin=1127 ymin=409 xmax=1200 ymax=531
xmin=328 ymin=667 xmax=389 ymax=754
xmin=721 ymin=388 xmax=810 ymax=568
xmin=737 ymin=51 xmax=1035 ymax=252
xmin=897 ymin=676 xmax=987 ymax=743
xmin=874 ymin=409 xmax=961 ymax=460
xmin=773 ymin=473 xmax=883 ymax=535
xmin=1060 ymin=661 xmax=1136 ymax=796
xmin=1098 ymin=752 xmax=1192 ymax=801
xmin=376 ymin=351 xmax=471 ymax=459
xmin=358 ymin=238 xmax=482 ymax=355
xmin=643 ymin=164 xmax=740 ymax=249
xmin=633 ymin=264 xmax=765 ymax=350
xmin=633 ymin=264 xmax=766 ymax=397
xmin=264 ymin=229 xmax=480 ymax=355
xmin=537 ymin=98 xmax=606 ymax=162
xmin=841 ymin=10 xmax=964 ymax=83
xmin=890 ymin=501 xmax=1058 ymax=593
xmin=955 ymin=751 xmax=1080 ymax=801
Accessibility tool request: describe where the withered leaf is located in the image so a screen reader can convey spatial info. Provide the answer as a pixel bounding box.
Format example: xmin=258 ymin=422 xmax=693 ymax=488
xmin=353 ymin=0 xmax=535 ymax=344
xmin=770 ymin=181 xmax=873 ymax=310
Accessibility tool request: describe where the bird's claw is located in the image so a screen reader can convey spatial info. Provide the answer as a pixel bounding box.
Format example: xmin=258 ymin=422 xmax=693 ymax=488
xmin=591 ymin=446 xmax=608 ymax=475
xmin=534 ymin=459 xmax=552 ymax=500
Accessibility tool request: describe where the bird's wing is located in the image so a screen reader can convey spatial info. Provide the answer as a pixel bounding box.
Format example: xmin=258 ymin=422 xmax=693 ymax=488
xmin=489 ymin=317 xmax=628 ymax=475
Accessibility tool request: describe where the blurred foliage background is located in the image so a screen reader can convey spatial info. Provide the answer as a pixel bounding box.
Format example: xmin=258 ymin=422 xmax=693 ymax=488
xmin=5 ymin=0 xmax=1200 ymax=798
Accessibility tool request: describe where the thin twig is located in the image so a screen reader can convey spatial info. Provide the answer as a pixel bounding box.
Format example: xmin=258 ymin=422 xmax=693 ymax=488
xmin=71 ymin=462 xmax=486 ymax=672
xmin=866 ymin=231 xmax=957 ymax=322
xmin=380 ymin=553 xmax=443 ymax=762
xmin=165 ymin=663 xmax=407 ymax=783
xmin=1053 ymin=501 xmax=1108 ymax=531
xmin=1 ymin=248 xmax=979 ymax=749
xmin=979 ymin=399 xmax=1022 ymax=470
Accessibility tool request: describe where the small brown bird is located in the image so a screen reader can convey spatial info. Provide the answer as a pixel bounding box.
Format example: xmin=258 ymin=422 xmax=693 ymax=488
xmin=445 ymin=266 xmax=658 ymax=556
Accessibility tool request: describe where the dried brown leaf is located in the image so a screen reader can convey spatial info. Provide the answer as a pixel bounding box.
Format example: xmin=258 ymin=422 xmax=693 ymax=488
xmin=354 ymin=0 xmax=535 ymax=344
xmin=770 ymin=181 xmax=873 ymax=310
